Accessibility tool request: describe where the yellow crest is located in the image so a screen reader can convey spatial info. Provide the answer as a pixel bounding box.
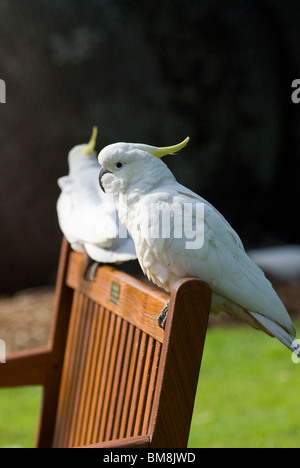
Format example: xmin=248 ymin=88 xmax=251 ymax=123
xmin=81 ymin=126 xmax=98 ymax=155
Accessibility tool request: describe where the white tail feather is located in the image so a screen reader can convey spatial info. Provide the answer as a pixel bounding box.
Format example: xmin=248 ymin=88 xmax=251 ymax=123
xmin=249 ymin=311 xmax=300 ymax=356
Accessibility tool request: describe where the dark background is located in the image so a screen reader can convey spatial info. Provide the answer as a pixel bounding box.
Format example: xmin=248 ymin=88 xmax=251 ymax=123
xmin=0 ymin=0 xmax=299 ymax=293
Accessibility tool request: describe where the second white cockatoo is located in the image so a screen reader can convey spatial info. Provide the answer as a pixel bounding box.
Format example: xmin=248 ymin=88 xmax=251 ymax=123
xmin=98 ymin=136 xmax=299 ymax=357
xmin=57 ymin=127 xmax=136 ymax=278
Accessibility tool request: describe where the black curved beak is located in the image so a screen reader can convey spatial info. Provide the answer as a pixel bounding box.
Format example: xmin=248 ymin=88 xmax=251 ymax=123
xmin=99 ymin=168 xmax=112 ymax=192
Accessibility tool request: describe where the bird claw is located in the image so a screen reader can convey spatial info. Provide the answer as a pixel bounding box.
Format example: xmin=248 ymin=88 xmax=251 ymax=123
xmin=82 ymin=255 xmax=94 ymax=279
xmin=157 ymin=300 xmax=169 ymax=330
xmin=89 ymin=261 xmax=100 ymax=280
xmin=82 ymin=255 xmax=100 ymax=281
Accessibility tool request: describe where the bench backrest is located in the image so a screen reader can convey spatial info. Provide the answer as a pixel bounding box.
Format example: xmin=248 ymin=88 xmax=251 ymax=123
xmin=37 ymin=238 xmax=211 ymax=448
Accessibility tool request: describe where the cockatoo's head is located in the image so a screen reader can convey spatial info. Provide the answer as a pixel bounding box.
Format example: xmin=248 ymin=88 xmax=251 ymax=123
xmin=98 ymin=137 xmax=189 ymax=195
xmin=67 ymin=126 xmax=98 ymax=172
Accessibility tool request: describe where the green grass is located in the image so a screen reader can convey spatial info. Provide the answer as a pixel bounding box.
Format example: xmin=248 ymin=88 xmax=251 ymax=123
xmin=0 ymin=386 xmax=42 ymax=448
xmin=1 ymin=324 xmax=300 ymax=448
xmin=188 ymin=323 xmax=300 ymax=448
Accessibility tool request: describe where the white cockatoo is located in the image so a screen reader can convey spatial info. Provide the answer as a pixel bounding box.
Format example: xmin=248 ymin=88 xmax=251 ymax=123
xmin=98 ymin=137 xmax=299 ymax=357
xmin=57 ymin=127 xmax=136 ymax=277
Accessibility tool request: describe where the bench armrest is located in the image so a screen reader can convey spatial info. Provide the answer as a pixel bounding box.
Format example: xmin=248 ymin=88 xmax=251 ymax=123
xmin=0 ymin=347 xmax=51 ymax=387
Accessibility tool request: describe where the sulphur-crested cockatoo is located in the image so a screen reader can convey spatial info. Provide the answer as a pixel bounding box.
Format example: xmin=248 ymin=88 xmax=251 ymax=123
xmin=57 ymin=127 xmax=136 ymax=277
xmin=98 ymin=137 xmax=299 ymax=357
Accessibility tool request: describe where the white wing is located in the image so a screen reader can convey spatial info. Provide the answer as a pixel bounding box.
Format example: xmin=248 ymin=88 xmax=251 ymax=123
xmin=133 ymin=182 xmax=295 ymax=336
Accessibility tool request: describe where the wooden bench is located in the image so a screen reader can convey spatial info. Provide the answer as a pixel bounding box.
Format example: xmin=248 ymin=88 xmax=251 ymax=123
xmin=0 ymin=238 xmax=211 ymax=448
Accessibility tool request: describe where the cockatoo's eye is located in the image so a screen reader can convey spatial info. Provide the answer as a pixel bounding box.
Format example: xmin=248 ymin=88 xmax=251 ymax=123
xmin=115 ymin=162 xmax=123 ymax=169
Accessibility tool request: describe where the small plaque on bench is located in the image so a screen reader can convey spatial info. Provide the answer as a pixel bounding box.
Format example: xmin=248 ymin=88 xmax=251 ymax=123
xmin=110 ymin=281 xmax=121 ymax=304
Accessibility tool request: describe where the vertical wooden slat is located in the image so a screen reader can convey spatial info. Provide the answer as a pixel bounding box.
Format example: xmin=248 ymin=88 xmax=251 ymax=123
xmin=104 ymin=319 xmax=129 ymax=441
xmin=141 ymin=340 xmax=161 ymax=435
xmin=111 ymin=323 xmax=135 ymax=440
xmin=67 ymin=298 xmax=94 ymax=447
xmin=125 ymin=332 xmax=148 ymax=437
xmin=52 ymin=290 xmax=83 ymax=447
xmin=85 ymin=306 xmax=110 ymax=444
xmin=62 ymin=293 xmax=89 ymax=447
xmin=97 ymin=316 xmax=122 ymax=442
xmin=91 ymin=311 xmax=117 ymax=443
xmin=61 ymin=293 xmax=88 ymax=447
xmin=73 ymin=302 xmax=101 ymax=447
xmin=118 ymin=328 xmax=142 ymax=439
xmin=78 ymin=303 xmax=104 ymax=446
xmin=133 ymin=336 xmax=156 ymax=436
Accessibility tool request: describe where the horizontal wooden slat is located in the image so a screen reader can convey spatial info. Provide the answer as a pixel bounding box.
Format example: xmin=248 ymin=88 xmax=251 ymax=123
xmin=79 ymin=434 xmax=150 ymax=448
xmin=66 ymin=251 xmax=167 ymax=343
xmin=0 ymin=347 xmax=51 ymax=387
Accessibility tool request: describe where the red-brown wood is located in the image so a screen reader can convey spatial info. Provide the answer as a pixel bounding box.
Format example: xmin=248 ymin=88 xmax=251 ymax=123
xmin=0 ymin=238 xmax=211 ymax=448
xmin=80 ymin=435 xmax=151 ymax=448
xmin=0 ymin=347 xmax=50 ymax=387
xmin=149 ymin=278 xmax=211 ymax=448
xmin=36 ymin=238 xmax=74 ymax=448
xmin=66 ymin=251 xmax=166 ymax=343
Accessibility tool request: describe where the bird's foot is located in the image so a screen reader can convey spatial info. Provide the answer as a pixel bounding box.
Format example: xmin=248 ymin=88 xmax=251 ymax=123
xmin=89 ymin=261 xmax=100 ymax=280
xmin=157 ymin=300 xmax=169 ymax=330
xmin=82 ymin=255 xmax=100 ymax=281
xmin=82 ymin=255 xmax=94 ymax=279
